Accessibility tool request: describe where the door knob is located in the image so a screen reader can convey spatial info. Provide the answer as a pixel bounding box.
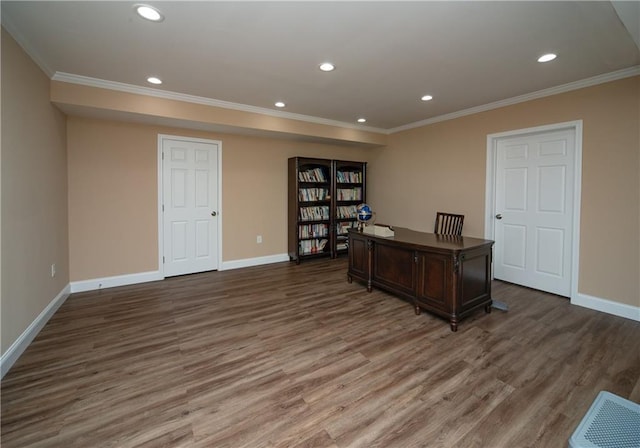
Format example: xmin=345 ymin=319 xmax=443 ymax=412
xmin=211 ymin=211 xmax=217 ymax=217
xmin=495 ymin=214 xmax=502 ymax=220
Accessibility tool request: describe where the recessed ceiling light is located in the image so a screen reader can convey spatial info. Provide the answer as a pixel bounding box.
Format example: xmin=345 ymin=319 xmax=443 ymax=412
xmin=275 ymin=102 xmax=286 ymax=108
xmin=319 ymin=62 xmax=335 ymax=72
xmin=357 ymin=118 xmax=366 ymax=123
xmin=538 ymin=53 xmax=557 ymax=63
xmin=147 ymin=76 xmax=162 ymax=85
xmin=135 ymin=4 xmax=164 ymax=22
xmin=421 ymin=95 xmax=433 ymax=101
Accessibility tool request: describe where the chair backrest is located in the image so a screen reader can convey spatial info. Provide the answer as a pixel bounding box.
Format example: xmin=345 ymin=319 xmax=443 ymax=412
xmin=434 ymin=212 xmax=464 ymax=236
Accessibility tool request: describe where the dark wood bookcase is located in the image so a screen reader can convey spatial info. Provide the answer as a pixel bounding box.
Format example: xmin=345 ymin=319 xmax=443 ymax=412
xmin=288 ymin=157 xmax=366 ymax=263
xmin=333 ymin=159 xmax=367 ymax=257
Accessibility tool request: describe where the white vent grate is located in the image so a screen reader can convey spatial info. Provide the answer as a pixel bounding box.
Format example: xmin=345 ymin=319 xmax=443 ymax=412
xmin=569 ymin=391 xmax=640 ymax=448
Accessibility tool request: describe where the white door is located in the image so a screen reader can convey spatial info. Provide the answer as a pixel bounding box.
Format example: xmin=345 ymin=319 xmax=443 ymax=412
xmin=162 ymin=137 xmax=219 ymax=277
xmin=493 ymin=128 xmax=575 ymax=297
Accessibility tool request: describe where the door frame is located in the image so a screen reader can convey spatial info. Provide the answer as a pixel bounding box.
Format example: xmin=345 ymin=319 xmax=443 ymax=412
xmin=157 ymin=134 xmax=223 ymax=277
xmin=484 ymin=120 xmax=583 ymax=300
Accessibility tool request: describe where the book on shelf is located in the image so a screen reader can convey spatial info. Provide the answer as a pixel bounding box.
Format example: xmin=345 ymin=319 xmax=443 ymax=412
xmin=336 ymin=205 xmax=357 ymax=219
xmin=299 ymin=238 xmax=328 ymax=254
xmin=299 ymin=223 xmax=329 ymax=238
xmin=299 ymin=206 xmax=330 ymax=221
xmin=299 ymin=187 xmax=330 ymax=202
xmin=336 ymin=187 xmax=362 ymax=201
xmin=336 ymin=171 xmax=362 ymax=183
xmin=298 ymin=168 xmax=328 ymax=183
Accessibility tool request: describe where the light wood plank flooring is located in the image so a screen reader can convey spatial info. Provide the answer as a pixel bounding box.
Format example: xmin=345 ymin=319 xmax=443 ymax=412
xmin=2 ymin=258 xmax=639 ymax=447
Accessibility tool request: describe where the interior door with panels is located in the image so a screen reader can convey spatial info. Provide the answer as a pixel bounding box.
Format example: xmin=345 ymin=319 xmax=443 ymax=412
xmin=162 ymin=137 xmax=219 ymax=277
xmin=493 ymin=128 xmax=575 ymax=296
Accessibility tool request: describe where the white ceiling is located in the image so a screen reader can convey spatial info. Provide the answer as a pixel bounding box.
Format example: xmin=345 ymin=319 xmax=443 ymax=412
xmin=3 ymin=1 xmax=639 ymax=132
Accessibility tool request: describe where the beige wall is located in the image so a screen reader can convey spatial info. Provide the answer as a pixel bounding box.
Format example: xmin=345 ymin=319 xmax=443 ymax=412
xmin=67 ymin=119 xmax=159 ymax=280
xmin=368 ymin=76 xmax=640 ymax=307
xmin=67 ymin=118 xmax=370 ymax=280
xmin=1 ymin=29 xmax=69 ymax=354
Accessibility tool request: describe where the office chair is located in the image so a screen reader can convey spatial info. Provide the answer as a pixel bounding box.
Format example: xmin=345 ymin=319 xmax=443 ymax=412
xmin=434 ymin=212 xmax=464 ymax=236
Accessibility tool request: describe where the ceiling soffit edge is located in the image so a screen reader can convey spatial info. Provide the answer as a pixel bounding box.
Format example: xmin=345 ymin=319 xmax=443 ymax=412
xmin=50 ymin=79 xmax=388 ymax=147
xmin=51 ymin=72 xmax=390 ymax=135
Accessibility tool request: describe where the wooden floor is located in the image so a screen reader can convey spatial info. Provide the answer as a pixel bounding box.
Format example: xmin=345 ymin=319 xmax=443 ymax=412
xmin=2 ymin=258 xmax=639 ymax=448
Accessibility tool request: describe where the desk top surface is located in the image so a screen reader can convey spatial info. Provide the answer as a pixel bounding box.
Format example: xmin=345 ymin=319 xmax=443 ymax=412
xmin=349 ymin=226 xmax=494 ymax=251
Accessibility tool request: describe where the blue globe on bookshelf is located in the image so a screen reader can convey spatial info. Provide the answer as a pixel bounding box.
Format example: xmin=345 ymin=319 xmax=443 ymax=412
xmin=356 ymin=203 xmax=373 ymax=223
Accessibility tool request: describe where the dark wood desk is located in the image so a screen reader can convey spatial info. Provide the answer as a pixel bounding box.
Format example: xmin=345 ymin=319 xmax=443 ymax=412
xmin=347 ymin=227 xmax=494 ymax=331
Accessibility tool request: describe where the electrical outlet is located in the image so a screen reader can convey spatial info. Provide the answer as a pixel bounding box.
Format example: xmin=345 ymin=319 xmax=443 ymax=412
xmin=257 ymin=235 xmax=263 ymax=244
xmin=51 ymin=263 xmax=56 ymax=278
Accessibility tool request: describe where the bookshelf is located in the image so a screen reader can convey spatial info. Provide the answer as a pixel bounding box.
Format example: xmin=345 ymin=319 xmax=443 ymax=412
xmin=333 ymin=160 xmax=367 ymax=256
xmin=288 ymin=157 xmax=332 ymax=263
xmin=288 ymin=157 xmax=366 ymax=263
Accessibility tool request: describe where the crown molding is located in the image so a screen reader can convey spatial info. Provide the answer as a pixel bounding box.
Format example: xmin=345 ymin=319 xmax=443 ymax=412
xmin=390 ymin=66 xmax=640 ymax=133
xmin=51 ymin=72 xmax=390 ymax=135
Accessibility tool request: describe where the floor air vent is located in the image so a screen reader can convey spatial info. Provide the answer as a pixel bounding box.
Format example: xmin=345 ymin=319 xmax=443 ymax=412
xmin=569 ymin=391 xmax=640 ymax=448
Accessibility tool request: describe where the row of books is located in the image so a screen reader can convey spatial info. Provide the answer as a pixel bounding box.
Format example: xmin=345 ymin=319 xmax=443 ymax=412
xmin=336 ymin=205 xmax=358 ymax=219
xmin=299 ymin=238 xmax=328 ymax=255
xmin=336 ymin=221 xmax=358 ymax=235
xmin=298 ymin=168 xmax=328 ymax=183
xmin=335 ymin=233 xmax=350 ymax=251
xmin=336 ymin=171 xmax=363 ymax=183
xmin=299 ymin=206 xmax=330 ymax=221
xmin=298 ymin=188 xmax=330 ymax=202
xmin=298 ymin=169 xmax=362 ymax=184
xmin=299 ymin=223 xmax=329 ymax=238
xmin=336 ymin=187 xmax=362 ymax=201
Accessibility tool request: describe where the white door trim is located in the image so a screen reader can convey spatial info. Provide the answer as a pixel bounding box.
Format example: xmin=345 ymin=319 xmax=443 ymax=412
xmin=158 ymin=134 xmax=223 ymax=277
xmin=485 ymin=120 xmax=583 ymax=300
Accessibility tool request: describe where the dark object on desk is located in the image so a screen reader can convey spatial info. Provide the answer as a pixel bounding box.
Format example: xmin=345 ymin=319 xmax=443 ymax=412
xmin=434 ymin=212 xmax=464 ymax=236
xmin=348 ymin=227 xmax=494 ymax=331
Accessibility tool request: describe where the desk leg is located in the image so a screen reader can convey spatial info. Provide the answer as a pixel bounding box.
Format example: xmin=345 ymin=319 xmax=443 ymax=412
xmin=450 ymin=319 xmax=458 ymax=332
xmin=347 ymin=274 xmax=352 ymax=283
xmin=414 ymin=305 xmax=421 ymax=315
xmin=485 ymin=303 xmax=492 ymax=313
xmin=366 ymin=240 xmax=374 ymax=293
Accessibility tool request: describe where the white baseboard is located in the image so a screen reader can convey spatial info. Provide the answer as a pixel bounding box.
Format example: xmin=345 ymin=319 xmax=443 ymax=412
xmin=1 ymin=284 xmax=71 ymax=379
xmin=67 ymin=257 xmax=291 ymax=292
xmin=70 ymin=270 xmax=163 ymax=293
xmin=68 ymin=257 xmax=293 ymax=291
xmin=572 ymin=293 xmax=640 ymax=322
xmin=221 ymin=253 xmax=290 ymax=271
